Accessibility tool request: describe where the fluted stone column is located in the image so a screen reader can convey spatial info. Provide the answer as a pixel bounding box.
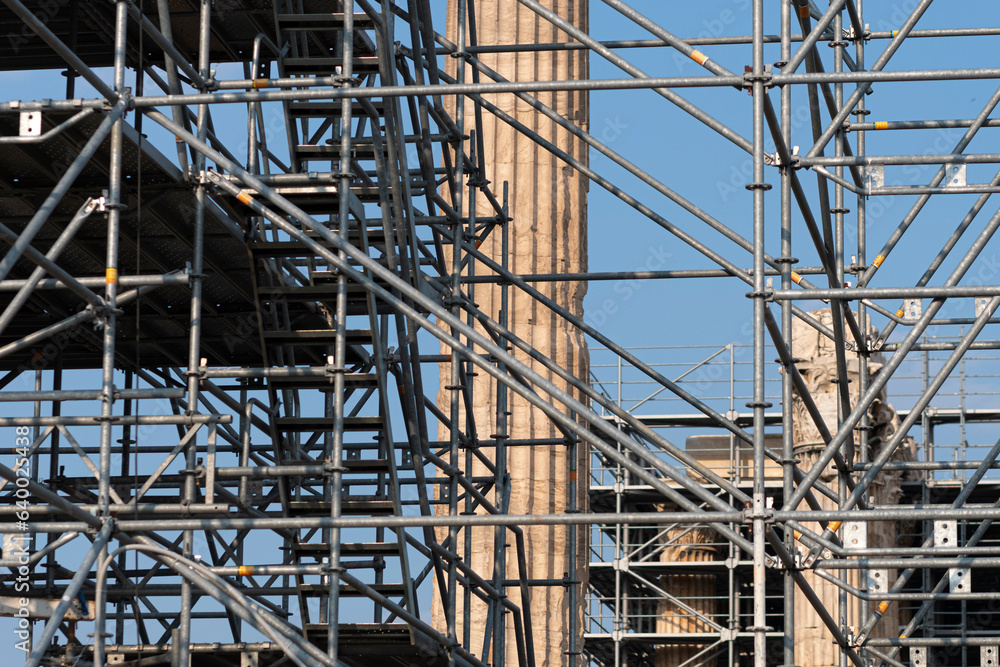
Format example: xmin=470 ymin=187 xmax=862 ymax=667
xmin=655 ymin=520 xmax=719 ymax=667
xmin=433 ymin=2 xmax=590 ymax=665
xmin=790 ymin=309 xmax=915 ymax=667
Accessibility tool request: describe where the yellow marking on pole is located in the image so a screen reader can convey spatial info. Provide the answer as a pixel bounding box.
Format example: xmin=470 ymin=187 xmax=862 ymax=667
xmin=791 ymin=271 xmax=802 ymax=284
xmin=793 ymin=529 xmax=802 ymax=540
xmin=878 ymin=601 xmax=890 ymax=614
xmin=828 ymin=520 xmax=842 ymax=532
xmin=873 ymin=254 xmax=885 ymax=268
xmin=690 ymin=50 xmax=709 ymax=66
xmin=875 ymin=121 xmax=888 ymax=130
xmin=237 ymin=190 xmax=254 ymax=206
xmin=891 ymin=30 xmax=899 ymax=37
xmin=238 ymin=565 xmax=254 ymax=576
xmin=252 ymin=78 xmax=270 ymax=89
xmin=896 ymin=309 xmax=905 ymax=318
xmin=105 ymin=268 xmax=118 ymax=285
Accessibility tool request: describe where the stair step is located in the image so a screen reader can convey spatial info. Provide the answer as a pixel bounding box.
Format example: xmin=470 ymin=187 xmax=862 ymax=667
xmin=289 ymin=100 xmax=385 ymax=118
xmin=263 ymin=372 xmax=378 ymax=391
xmin=277 ymin=12 xmax=380 ymax=30
xmin=289 ymin=497 xmax=393 ymax=515
xmin=247 ymin=226 xmax=384 ymax=252
xmin=305 ymin=622 xmax=413 ymax=646
xmin=262 ymin=328 xmax=372 ymax=344
xmin=233 ymin=182 xmax=367 ymax=219
xmin=257 ymin=283 xmax=386 ymax=301
xmin=293 ymin=542 xmax=400 ymax=557
xmin=249 ymin=240 xmax=382 ymax=259
xmin=300 ymin=582 xmax=406 ymax=597
xmin=301 ymin=228 xmax=386 ymax=243
xmin=276 ymin=415 xmax=383 ymax=432
xmin=284 ymin=57 xmax=380 ymax=76
xmin=344 ymin=458 xmax=391 ymax=473
xmin=295 ymin=143 xmax=388 ymax=161
xmin=250 ymin=240 xmax=335 ymax=257
xmin=279 ymin=457 xmax=391 ymax=474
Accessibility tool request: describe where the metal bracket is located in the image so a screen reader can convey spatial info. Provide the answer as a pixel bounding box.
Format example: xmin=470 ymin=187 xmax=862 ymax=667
xmin=741 ymin=500 xmax=775 ymax=523
xmin=903 ymin=298 xmax=922 ymax=322
xmin=844 ymin=521 xmax=867 ymax=550
xmin=936 ymin=521 xmax=971 ymax=592
xmin=248 ymin=479 xmax=263 ymax=504
xmin=742 ymin=64 xmax=774 ymax=92
xmin=765 ymin=147 xmax=799 ymax=168
xmin=911 ymin=646 xmax=927 ymax=667
xmin=949 ymin=564 xmax=971 ymax=593
xmin=933 ymin=520 xmax=957 ymax=548
xmin=864 ymin=164 xmax=884 ymax=190
xmin=0 ymin=533 xmax=30 ymax=566
xmin=983 ymin=645 xmax=999 ymax=667
xmin=944 ymin=164 xmax=967 ymax=188
xmin=975 ymin=296 xmax=991 ymax=318
xmin=18 ymin=110 xmax=41 ymax=137
xmin=844 ymin=24 xmax=872 ymax=43
xmin=867 ymin=568 xmax=889 ymax=594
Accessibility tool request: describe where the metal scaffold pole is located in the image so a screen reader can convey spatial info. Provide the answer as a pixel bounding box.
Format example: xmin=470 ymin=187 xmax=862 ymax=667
xmin=3 ymin=1 xmax=1000 ymax=666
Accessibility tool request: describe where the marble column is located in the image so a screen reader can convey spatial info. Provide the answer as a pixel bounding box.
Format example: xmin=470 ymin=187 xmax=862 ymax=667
xmin=654 ymin=521 xmax=719 ymax=667
xmin=790 ymin=309 xmax=915 ymax=666
xmin=434 ymin=1 xmax=590 ymax=666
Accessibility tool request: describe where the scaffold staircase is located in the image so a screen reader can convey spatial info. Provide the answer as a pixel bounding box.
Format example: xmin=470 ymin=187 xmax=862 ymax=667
xmin=247 ymin=212 xmax=425 ymax=659
xmin=239 ymin=0 xmax=439 ymax=662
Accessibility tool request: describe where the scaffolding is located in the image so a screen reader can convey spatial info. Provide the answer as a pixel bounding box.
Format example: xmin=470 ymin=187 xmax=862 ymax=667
xmin=0 ymin=1 xmax=1000 ymax=666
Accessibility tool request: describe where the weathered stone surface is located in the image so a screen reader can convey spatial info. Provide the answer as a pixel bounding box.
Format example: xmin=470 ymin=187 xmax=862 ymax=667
xmin=654 ymin=518 xmax=719 ymax=667
xmin=790 ymin=309 xmax=915 ymax=667
xmin=433 ymin=2 xmax=590 ymax=665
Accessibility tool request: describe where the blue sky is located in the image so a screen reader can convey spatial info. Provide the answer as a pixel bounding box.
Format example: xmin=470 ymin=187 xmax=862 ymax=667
xmin=3 ymin=0 xmax=1000 ymax=650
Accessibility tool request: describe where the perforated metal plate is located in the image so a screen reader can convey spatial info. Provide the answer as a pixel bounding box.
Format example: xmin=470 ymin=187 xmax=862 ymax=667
xmin=933 ymin=520 xmax=957 ymax=548
xmin=867 ymin=568 xmax=889 ymax=594
xmin=844 ymin=521 xmax=867 ymax=550
xmin=945 ymin=164 xmax=967 ymax=188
